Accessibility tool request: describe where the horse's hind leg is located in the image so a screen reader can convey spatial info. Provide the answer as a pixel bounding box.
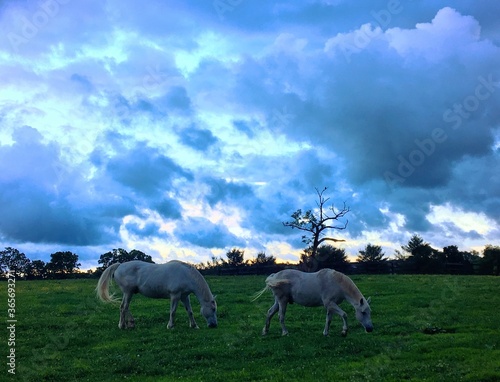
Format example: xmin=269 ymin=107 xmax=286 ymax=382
xmin=181 ymin=295 xmax=199 ymax=329
xmin=262 ymin=299 xmax=279 ymax=336
xmin=278 ymin=300 xmax=289 ymax=336
xmin=324 ymin=309 xmax=333 ymax=336
xmin=119 ymin=292 xmax=134 ymax=329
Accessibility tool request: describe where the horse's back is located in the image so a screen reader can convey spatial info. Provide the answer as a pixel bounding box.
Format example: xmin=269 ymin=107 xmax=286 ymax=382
xmin=266 ymin=269 xmax=326 ymax=306
xmin=114 ymin=260 xmax=152 ymax=281
xmin=114 ymin=260 xmax=194 ymax=298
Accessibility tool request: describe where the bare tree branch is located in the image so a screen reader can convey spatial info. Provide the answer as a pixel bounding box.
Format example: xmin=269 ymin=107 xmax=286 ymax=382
xmin=282 ymin=187 xmax=350 ymax=257
xmin=318 ymin=237 xmax=346 ymax=245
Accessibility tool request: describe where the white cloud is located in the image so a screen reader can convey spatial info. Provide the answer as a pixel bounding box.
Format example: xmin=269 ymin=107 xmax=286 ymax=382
xmin=385 ymin=7 xmax=482 ymax=61
xmin=427 ymin=203 xmax=495 ymax=236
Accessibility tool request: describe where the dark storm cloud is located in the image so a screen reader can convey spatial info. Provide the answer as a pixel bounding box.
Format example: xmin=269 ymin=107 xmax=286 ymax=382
xmin=232 ymin=119 xmax=256 ymax=138
xmin=174 ymin=217 xmax=245 ymax=249
xmin=196 ymin=5 xmax=500 ymax=235
xmin=0 ymin=127 xmax=194 ymax=247
xmin=104 ymin=144 xmax=193 ymax=197
xmin=70 ymin=73 xmax=94 ymax=93
xmin=223 ymin=8 xmax=500 ymax=191
xmin=154 ymin=198 xmax=183 ymax=220
xmin=445 ymin=153 xmax=500 ymax=220
xmin=0 ymin=126 xmax=125 ymax=245
xmin=124 ymin=220 xmax=166 ymax=239
xmin=161 ymin=86 xmax=192 ymax=114
xmin=205 ymin=178 xmax=254 ymax=207
xmin=178 ymin=125 xmax=219 ymax=152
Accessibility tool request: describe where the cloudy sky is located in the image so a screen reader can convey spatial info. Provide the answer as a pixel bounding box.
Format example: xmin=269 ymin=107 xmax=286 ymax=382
xmin=1 ymin=0 xmax=499 ymax=269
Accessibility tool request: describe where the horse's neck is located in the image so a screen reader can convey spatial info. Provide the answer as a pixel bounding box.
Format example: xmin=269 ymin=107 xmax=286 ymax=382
xmin=190 ymin=272 xmax=213 ymax=303
xmin=335 ymin=272 xmax=363 ymax=306
xmin=344 ymin=289 xmax=363 ymax=307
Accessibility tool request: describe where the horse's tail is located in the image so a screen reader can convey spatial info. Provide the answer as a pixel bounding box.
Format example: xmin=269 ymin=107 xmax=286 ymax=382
xmin=95 ymin=263 xmax=121 ymax=303
xmin=251 ymin=285 xmax=270 ymax=301
xmin=252 ymin=273 xmax=289 ymax=301
xmin=264 ymin=272 xmax=290 ymax=288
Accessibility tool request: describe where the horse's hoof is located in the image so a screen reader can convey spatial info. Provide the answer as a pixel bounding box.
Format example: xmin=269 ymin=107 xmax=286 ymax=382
xmin=341 ymin=331 xmax=347 ymax=337
xmin=282 ymin=331 xmax=289 ymax=336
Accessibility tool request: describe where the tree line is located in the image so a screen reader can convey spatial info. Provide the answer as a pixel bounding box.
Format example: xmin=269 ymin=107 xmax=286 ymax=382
xmin=1 ymin=235 xmax=498 ymax=280
xmin=199 ymin=236 xmax=499 ymax=276
xmin=0 ymin=247 xmax=154 ymax=280
xmin=296 ymin=236 xmax=500 ymax=275
xmin=0 ymin=248 xmax=81 ymax=280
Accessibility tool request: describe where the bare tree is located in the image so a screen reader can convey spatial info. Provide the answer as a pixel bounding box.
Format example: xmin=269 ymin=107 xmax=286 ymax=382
xmin=283 ymin=187 xmax=349 ymax=258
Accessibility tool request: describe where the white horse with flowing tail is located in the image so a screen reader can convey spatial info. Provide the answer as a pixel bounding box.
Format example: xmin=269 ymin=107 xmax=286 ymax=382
xmin=96 ymin=260 xmax=217 ymax=329
xmin=254 ymin=268 xmax=373 ymax=336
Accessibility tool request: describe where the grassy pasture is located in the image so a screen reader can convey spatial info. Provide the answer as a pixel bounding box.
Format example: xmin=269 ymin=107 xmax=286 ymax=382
xmin=2 ymin=275 xmax=499 ymax=381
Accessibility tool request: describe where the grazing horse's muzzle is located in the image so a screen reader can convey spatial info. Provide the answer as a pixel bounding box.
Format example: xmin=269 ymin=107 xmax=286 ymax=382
xmin=365 ymin=325 xmax=373 ymax=333
xmin=208 ymin=322 xmax=217 ymax=328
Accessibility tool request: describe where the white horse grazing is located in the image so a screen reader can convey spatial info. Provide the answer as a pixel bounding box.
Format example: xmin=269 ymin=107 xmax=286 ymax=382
xmin=254 ymin=268 xmax=373 ymax=336
xmin=96 ymin=260 xmax=217 ymax=329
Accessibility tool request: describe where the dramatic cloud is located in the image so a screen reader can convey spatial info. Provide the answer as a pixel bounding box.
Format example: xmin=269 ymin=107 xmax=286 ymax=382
xmin=0 ymin=126 xmax=126 ymax=246
xmin=0 ymin=1 xmax=498 ymax=267
xmin=174 ymin=217 xmax=245 ymax=249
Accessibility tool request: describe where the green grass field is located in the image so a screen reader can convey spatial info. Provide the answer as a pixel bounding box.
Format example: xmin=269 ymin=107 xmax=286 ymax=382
xmin=2 ymin=275 xmax=499 ymax=381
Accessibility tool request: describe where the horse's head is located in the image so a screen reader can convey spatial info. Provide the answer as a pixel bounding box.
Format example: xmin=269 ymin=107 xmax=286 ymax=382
xmin=355 ymin=297 xmax=373 ymax=333
xmin=201 ymin=298 xmax=218 ymax=328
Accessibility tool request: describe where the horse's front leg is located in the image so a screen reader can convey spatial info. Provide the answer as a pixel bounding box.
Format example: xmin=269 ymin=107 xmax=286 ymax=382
xmin=125 ymin=310 xmax=135 ymax=329
xmin=181 ymin=295 xmax=199 ymax=329
xmin=339 ymin=311 xmax=348 ymax=336
xmin=325 ymin=302 xmax=348 ymax=336
xmin=262 ymin=299 xmax=279 ymax=336
xmin=167 ymin=295 xmax=180 ymax=329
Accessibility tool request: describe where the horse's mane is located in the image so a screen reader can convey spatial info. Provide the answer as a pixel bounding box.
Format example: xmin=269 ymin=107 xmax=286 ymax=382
xmin=175 ymin=261 xmax=214 ymax=301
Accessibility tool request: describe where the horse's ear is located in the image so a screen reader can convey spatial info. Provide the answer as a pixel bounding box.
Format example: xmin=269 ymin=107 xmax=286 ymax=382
xmin=213 ymin=295 xmax=217 ymax=300
xmin=367 ymin=297 xmax=371 ymax=304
